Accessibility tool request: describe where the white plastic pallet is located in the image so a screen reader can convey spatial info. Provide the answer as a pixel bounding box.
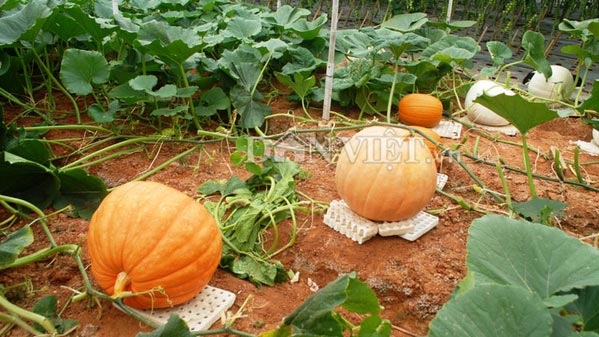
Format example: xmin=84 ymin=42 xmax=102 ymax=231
xmin=397 ymin=212 xmax=440 ymax=241
xmin=126 ymin=286 xmax=236 ymax=332
xmin=433 ymin=120 xmax=463 ymax=139
xmin=574 ymin=140 xmax=599 ymax=156
xmin=324 ymin=199 xmax=379 ymax=244
xmin=324 ymin=173 xmax=448 ymax=243
xmin=436 ymin=172 xmax=448 ymax=190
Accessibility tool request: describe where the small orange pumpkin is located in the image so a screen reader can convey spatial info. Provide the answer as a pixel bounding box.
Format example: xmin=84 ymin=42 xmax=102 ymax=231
xmin=335 ymin=126 xmax=438 ymax=222
xmin=87 ymin=181 xmax=222 ymax=309
xmin=398 ymin=93 xmax=443 ymax=127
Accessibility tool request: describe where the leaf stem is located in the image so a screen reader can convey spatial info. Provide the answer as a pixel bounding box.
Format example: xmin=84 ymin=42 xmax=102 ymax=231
xmin=0 ymin=195 xmax=57 ymax=247
xmin=133 ymin=145 xmax=198 ymax=181
xmin=61 ymin=136 xmax=166 ymax=171
xmin=521 ymin=136 xmax=537 ymax=198
xmin=573 ymin=146 xmax=584 ymax=183
xmin=0 ymin=295 xmax=57 ymax=335
xmin=30 ymin=47 xmax=82 ymax=124
xmin=0 ymin=244 xmax=79 ymax=270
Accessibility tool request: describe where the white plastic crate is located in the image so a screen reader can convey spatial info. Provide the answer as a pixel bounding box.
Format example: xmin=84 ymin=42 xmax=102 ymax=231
xmin=433 ymin=120 xmax=463 ymax=139
xmin=124 ymin=286 xmax=236 ymax=332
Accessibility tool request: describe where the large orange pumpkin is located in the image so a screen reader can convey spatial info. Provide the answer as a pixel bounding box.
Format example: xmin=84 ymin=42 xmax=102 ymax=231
xmin=398 ymin=93 xmax=443 ymax=127
xmin=87 ymin=181 xmax=222 ymax=309
xmin=335 ymin=126 xmax=438 ymax=222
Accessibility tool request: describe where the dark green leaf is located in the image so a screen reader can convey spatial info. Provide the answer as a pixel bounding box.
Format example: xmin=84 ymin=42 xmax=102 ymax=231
xmin=274 ymin=72 xmax=315 ymax=99
xmin=87 ymin=104 xmax=115 ymax=124
xmin=230 ymin=255 xmax=279 ymax=286
xmin=380 ymin=13 xmax=429 ymax=32
xmin=427 ymin=19 xmax=477 ymax=30
xmin=421 ymin=35 xmax=480 ymax=65
xmin=137 ymin=314 xmax=194 ymax=337
xmin=267 ymin=5 xmax=311 ymax=29
xmin=196 ymin=87 xmax=230 ymax=117
xmin=53 ymin=169 xmax=107 ymax=220
xmin=512 ymin=196 xmax=567 ymax=225
xmin=580 ymin=80 xmax=599 ymax=116
xmin=283 ymin=273 xmax=351 ymax=336
xmin=343 ymin=276 xmax=382 ymax=315
xmin=335 ymin=29 xmax=374 ymax=58
xmin=32 ymin=295 xmax=79 ymax=334
xmin=467 ymin=215 xmax=599 ymax=299
xmin=0 ymin=152 xmax=60 ymax=209
xmin=198 ymin=176 xmax=246 ymax=197
xmin=487 ymin=41 xmax=512 ymax=65
xmin=254 ymin=38 xmax=289 ymax=60
xmin=521 ymin=31 xmax=552 ymax=78
xmin=223 ymin=16 xmax=262 ymax=41
xmin=474 ymin=93 xmax=559 ymax=135
xmin=45 ymin=4 xmax=114 ymax=42
xmin=358 ymin=315 xmax=392 ymax=337
xmin=230 ymin=86 xmax=271 ymax=128
xmin=291 ymin=15 xmax=327 ymax=40
xmin=150 ymin=105 xmax=187 ymax=117
xmin=129 ymin=75 xmax=158 ymax=92
xmin=280 ymin=46 xmax=325 ymax=76
xmin=567 ymin=286 xmax=599 ymax=331
xmin=175 ymin=86 xmax=198 ymax=98
xmin=4 ymin=138 xmax=51 ymax=166
xmin=0 ymin=1 xmax=52 ymax=45
xmin=60 ymin=49 xmax=110 ymax=95
xmin=136 ymin=20 xmax=204 ymax=66
xmin=0 ymin=226 xmax=33 ymax=268
xmin=108 ymin=83 xmax=147 ymax=103
xmin=32 ymin=295 xmax=58 ymax=320
xmin=429 ymin=284 xmax=552 ymax=337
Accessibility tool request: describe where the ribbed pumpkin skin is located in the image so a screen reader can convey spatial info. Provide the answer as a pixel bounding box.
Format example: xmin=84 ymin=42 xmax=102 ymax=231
xmin=87 ymin=181 xmax=222 ymax=309
xmin=398 ymin=94 xmax=443 ymax=128
xmin=335 ymin=126 xmax=438 ymax=222
xmin=410 ymin=126 xmax=442 ymax=167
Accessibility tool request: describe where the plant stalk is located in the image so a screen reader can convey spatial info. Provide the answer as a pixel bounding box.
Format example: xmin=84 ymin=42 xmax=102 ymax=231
xmin=521 ymin=136 xmax=537 ymax=198
xmin=1 ymin=244 xmax=79 ymax=270
xmin=0 ymin=295 xmax=56 ymax=335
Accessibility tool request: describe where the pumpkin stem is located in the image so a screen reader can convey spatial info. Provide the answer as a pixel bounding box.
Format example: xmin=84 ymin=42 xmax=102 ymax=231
xmin=113 ymin=271 xmax=132 ymax=298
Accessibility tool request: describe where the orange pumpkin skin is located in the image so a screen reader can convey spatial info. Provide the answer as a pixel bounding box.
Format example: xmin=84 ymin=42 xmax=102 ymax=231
xmin=335 ymin=126 xmax=438 ymax=222
xmin=410 ymin=126 xmax=442 ymax=167
xmin=398 ymin=93 xmax=443 ymax=127
xmin=87 ymin=181 xmax=222 ymax=309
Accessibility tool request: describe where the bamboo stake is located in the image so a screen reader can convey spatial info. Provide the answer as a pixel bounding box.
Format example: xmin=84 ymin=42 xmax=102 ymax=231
xmin=321 ymin=0 xmax=339 ymax=122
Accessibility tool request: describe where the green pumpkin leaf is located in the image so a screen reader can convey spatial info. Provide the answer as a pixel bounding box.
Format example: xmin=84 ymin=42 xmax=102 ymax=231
xmin=222 ymin=16 xmax=262 ymax=41
xmin=136 ymin=314 xmax=194 ymax=337
xmin=487 ymin=41 xmax=513 ymax=65
xmin=60 ymin=49 xmax=110 ymax=96
xmin=521 ymin=31 xmax=552 ymax=78
xmin=567 ymin=286 xmax=599 ymax=331
xmin=474 ymin=93 xmax=559 ymax=135
xmin=53 ymin=168 xmax=108 ymax=220
xmin=429 ymin=284 xmax=552 ymax=337
xmin=32 ymin=295 xmax=79 ymax=334
xmin=135 ymin=20 xmax=204 ymax=66
xmin=0 ymin=1 xmax=52 ymax=46
xmin=467 ymin=215 xmax=599 ymax=298
xmin=380 ymin=12 xmax=429 ymax=32
xmin=195 ymin=87 xmax=230 ymax=117
xmin=0 ymin=226 xmax=34 ymax=268
xmin=281 ymin=272 xmax=389 ymax=336
xmin=0 ymin=152 xmax=60 ymax=209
